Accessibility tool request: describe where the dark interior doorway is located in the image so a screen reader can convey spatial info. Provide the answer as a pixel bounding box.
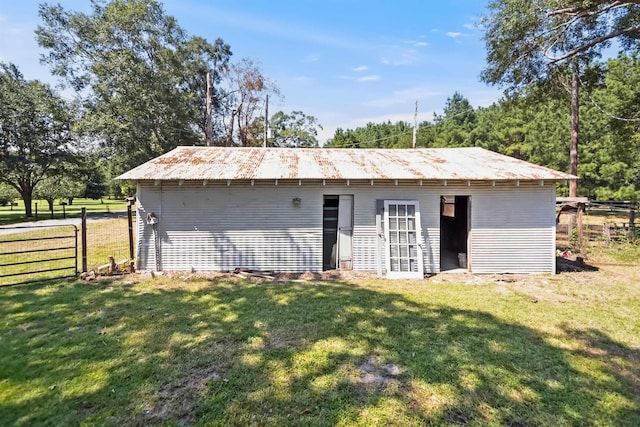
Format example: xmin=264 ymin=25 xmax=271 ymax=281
xmin=440 ymin=195 xmax=469 ymax=271
xmin=323 ymin=195 xmax=339 ymax=270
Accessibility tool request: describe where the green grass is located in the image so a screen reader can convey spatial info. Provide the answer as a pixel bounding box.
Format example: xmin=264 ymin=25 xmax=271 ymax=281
xmin=1 ymin=260 xmax=639 ymax=426
xmin=0 ymin=198 xmax=128 ymax=225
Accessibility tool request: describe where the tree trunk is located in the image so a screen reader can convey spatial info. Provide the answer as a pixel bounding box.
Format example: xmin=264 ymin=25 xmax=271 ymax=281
xmin=47 ymin=198 xmax=54 ymax=217
xmin=68 ymin=198 xmax=73 ymax=205
xmin=226 ymin=111 xmax=235 ymax=147
xmin=206 ymin=70 xmax=213 ymax=147
xmin=22 ymin=192 xmax=33 ymax=218
xmin=570 ymin=59 xmax=580 ymax=198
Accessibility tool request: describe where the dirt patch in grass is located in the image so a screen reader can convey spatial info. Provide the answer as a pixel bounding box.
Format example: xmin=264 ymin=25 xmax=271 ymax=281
xmin=158 ymin=269 xmax=377 ymax=283
xmin=358 ymin=355 xmax=403 ymax=388
xmin=143 ymin=365 xmax=223 ymax=425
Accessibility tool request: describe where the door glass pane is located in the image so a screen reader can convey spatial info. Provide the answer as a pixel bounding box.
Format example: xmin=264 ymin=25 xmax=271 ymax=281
xmin=389 ymin=205 xmax=397 ymax=216
xmin=400 ymin=246 xmax=408 ymax=257
xmin=391 ymin=259 xmax=399 ymax=271
xmin=390 ymin=233 xmax=398 ymax=243
xmin=409 ymin=245 xmax=417 ymax=257
xmin=407 ymin=218 xmax=415 ymax=231
xmin=408 ymin=232 xmax=416 ymax=244
xmin=398 ymin=205 xmax=406 ymax=216
xmin=400 ymin=260 xmax=409 ymax=271
xmin=390 ymin=245 xmax=399 ymax=257
xmin=399 ymin=233 xmax=407 ymax=244
xmin=398 ymin=218 xmax=406 ymax=230
xmin=407 ymin=205 xmax=415 ymax=216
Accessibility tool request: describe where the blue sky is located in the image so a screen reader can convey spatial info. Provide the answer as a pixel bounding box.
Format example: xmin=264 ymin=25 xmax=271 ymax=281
xmin=0 ymin=1 xmax=502 ymax=143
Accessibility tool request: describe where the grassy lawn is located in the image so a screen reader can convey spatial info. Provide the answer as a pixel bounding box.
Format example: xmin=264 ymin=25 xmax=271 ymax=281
xmin=1 ymin=255 xmax=639 ymax=426
xmin=0 ymin=198 xmax=129 ymax=225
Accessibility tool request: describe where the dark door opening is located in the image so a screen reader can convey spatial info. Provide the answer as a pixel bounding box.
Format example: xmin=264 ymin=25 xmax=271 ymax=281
xmin=323 ymin=195 xmax=339 ymax=270
xmin=440 ymin=196 xmax=470 ymax=271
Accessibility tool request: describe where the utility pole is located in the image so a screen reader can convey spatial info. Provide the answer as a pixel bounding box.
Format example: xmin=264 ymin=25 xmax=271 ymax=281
xmin=412 ymin=100 xmax=418 ymax=148
xmin=263 ymin=94 xmax=269 ymax=148
xmin=205 ymin=69 xmax=213 ymax=146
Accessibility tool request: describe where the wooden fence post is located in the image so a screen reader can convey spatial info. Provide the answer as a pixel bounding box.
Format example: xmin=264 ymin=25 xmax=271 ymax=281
xmin=81 ymin=207 xmax=87 ymax=273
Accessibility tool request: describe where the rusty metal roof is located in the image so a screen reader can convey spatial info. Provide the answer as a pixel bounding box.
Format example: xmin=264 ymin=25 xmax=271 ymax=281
xmin=117 ymin=146 xmax=577 ymax=181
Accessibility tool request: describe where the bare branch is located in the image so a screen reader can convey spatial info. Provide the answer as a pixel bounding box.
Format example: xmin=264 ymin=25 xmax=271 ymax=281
xmin=548 ymin=1 xmax=640 ymax=17
xmin=544 ymin=23 xmax=640 ymax=62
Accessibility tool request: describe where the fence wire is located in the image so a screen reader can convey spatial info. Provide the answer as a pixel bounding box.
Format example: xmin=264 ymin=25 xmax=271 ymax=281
xmin=83 ymin=210 xmax=135 ymax=272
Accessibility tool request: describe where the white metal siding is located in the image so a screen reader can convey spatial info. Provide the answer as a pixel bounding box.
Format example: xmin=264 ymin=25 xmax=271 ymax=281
xmin=136 ymin=182 xmax=322 ymax=272
xmin=135 ymin=185 xmax=162 ymax=271
xmin=470 ymin=185 xmax=556 ymax=273
xmin=135 ymin=181 xmax=557 ymax=274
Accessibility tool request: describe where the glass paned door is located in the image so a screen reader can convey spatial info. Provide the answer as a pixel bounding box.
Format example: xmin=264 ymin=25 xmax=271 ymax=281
xmin=384 ymin=200 xmax=423 ymax=278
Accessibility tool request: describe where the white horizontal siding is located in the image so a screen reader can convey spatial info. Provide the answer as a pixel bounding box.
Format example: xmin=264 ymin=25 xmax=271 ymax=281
xmin=470 ymin=186 xmax=556 ymax=273
xmin=136 ymin=182 xmax=322 ymax=272
xmin=134 ymin=181 xmax=557 ymax=274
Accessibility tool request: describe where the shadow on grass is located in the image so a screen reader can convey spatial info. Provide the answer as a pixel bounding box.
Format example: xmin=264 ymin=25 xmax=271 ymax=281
xmin=556 ymin=256 xmax=600 ymax=273
xmin=1 ymin=278 xmax=638 ymax=426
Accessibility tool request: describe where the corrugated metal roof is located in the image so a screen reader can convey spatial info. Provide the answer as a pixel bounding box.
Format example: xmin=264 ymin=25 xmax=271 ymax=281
xmin=117 ymin=146 xmax=578 ymax=181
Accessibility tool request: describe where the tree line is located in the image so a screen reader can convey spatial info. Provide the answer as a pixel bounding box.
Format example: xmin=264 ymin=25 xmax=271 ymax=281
xmin=327 ymin=51 xmax=640 ymax=201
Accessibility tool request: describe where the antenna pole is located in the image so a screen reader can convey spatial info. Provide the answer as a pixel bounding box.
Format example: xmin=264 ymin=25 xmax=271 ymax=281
xmin=263 ymin=94 xmax=269 ymax=148
xmin=412 ymin=100 xmax=418 ymax=148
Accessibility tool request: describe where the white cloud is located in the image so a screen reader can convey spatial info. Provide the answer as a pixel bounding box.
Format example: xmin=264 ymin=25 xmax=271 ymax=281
xmin=362 ymin=86 xmax=443 ymax=108
xmin=357 ymin=75 xmax=381 ymax=83
xmin=446 ymin=32 xmax=463 ymax=38
xmin=352 ymin=65 xmax=368 ymax=72
xmin=302 ymin=53 xmax=321 ymax=63
xmin=380 ymin=47 xmax=419 ymax=66
xmin=414 ymin=41 xmax=429 ymax=47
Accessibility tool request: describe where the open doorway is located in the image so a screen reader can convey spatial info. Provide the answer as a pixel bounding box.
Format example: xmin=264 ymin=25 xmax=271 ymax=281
xmin=323 ymin=196 xmax=339 ymax=270
xmin=323 ymin=195 xmax=353 ymax=270
xmin=440 ymin=195 xmax=470 ymax=271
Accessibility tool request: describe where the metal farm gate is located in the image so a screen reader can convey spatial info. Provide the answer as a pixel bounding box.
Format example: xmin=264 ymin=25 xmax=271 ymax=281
xmin=0 ymin=225 xmax=78 ymax=287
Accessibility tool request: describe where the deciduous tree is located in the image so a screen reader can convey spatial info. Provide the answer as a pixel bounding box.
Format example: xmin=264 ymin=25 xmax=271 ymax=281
xmin=218 ymin=58 xmax=279 ymax=146
xmin=269 ymin=111 xmax=322 ymax=147
xmin=36 ymin=0 xmax=232 ymax=171
xmin=0 ymin=63 xmax=74 ymax=217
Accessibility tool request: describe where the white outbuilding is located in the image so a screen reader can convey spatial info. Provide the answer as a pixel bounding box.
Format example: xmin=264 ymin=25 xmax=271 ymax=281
xmin=118 ymin=146 xmax=576 ymax=277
